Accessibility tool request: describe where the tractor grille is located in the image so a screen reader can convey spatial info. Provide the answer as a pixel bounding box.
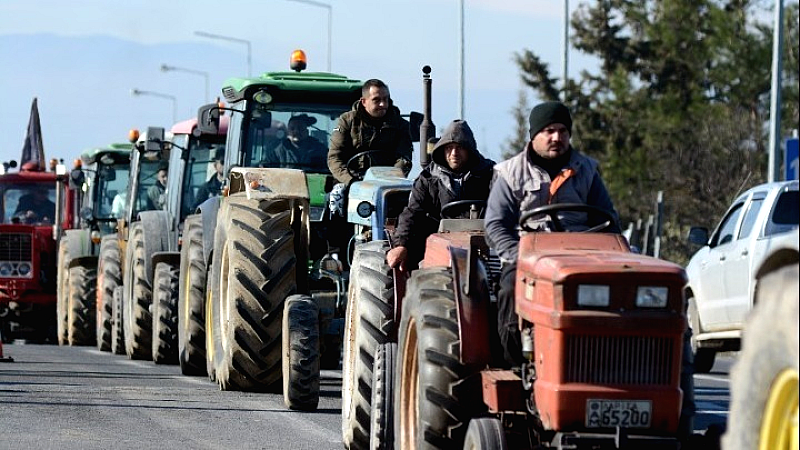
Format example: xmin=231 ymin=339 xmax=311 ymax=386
xmin=0 ymin=233 xmax=33 ymax=262
xmin=564 ymin=334 xmax=674 ymax=386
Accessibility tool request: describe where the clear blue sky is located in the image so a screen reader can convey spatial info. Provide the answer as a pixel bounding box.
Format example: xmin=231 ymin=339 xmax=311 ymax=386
xmin=0 ymin=0 xmax=596 ymax=167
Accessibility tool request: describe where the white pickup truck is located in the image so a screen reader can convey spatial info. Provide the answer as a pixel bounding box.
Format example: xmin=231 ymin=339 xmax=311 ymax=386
xmin=685 ymin=180 xmax=799 ymax=373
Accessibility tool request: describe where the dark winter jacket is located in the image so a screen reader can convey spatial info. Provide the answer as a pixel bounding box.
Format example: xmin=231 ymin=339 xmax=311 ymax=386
xmin=393 ymin=120 xmax=495 ymax=257
xmin=327 ymin=100 xmax=413 ymax=184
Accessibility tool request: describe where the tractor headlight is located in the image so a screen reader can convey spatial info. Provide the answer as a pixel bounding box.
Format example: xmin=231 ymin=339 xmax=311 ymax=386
xmin=0 ymin=262 xmax=12 ymax=276
xmin=356 ymin=201 xmax=373 ymax=218
xmin=577 ymin=285 xmax=610 ymax=307
xmin=17 ymin=263 xmax=32 ymax=277
xmin=636 ymin=286 xmax=669 ymax=308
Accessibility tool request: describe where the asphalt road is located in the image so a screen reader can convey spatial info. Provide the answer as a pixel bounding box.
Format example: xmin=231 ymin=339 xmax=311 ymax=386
xmin=1 ymin=343 xmax=733 ymax=449
xmin=0 ymin=343 xmax=343 ymax=450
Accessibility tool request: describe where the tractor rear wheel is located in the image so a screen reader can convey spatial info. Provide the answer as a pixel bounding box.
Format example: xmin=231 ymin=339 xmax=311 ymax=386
xmin=722 ymin=264 xmax=799 ymax=450
xmin=462 ymin=418 xmax=507 ymax=450
xmin=152 ymin=261 xmax=179 ymax=364
xmin=370 ymin=342 xmax=396 ymax=450
xmin=395 ymin=267 xmax=485 ymax=450
xmin=282 ymin=294 xmax=320 ymax=411
xmin=124 ymin=222 xmax=153 ymax=360
xmin=213 ymin=197 xmax=296 ymax=391
xmin=96 ymin=234 xmax=121 ymax=352
xmin=56 ymin=238 xmax=70 ymax=346
xmin=67 ymin=263 xmax=97 ymax=346
xmin=178 ymin=214 xmax=207 ymax=376
xmin=342 ymin=240 xmax=395 ymax=450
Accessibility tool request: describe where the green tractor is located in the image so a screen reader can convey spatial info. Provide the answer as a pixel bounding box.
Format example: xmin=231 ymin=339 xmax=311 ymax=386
xmin=187 ymin=50 xmax=415 ymax=411
xmin=57 ymin=143 xmax=132 ymax=349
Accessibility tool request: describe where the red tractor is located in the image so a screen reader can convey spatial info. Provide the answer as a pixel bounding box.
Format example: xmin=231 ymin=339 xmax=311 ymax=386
xmin=0 ymin=158 xmax=75 ymax=343
xmin=390 ymin=203 xmax=694 ymax=449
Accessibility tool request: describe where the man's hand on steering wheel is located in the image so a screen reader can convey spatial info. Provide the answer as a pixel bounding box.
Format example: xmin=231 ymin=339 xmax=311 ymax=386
xmin=519 ymin=203 xmax=616 ymax=233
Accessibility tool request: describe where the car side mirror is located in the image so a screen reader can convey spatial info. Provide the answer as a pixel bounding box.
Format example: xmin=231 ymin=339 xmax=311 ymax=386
xmin=687 ymin=227 xmax=709 ymax=246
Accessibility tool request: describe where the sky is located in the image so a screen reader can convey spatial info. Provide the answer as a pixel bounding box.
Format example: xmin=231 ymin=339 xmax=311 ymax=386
xmin=0 ymin=0 xmax=598 ymax=168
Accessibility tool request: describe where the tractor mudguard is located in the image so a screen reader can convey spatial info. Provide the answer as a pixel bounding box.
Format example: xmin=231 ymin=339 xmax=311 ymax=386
xmin=137 ymin=210 xmax=172 ymax=282
xmin=197 ymin=195 xmax=221 ymax=266
xmin=449 ymin=234 xmax=493 ymax=367
xmin=62 ymin=229 xmax=94 ymax=266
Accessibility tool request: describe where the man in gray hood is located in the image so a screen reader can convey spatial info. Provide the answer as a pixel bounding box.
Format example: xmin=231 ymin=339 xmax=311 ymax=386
xmin=387 ymin=119 xmax=495 ymax=271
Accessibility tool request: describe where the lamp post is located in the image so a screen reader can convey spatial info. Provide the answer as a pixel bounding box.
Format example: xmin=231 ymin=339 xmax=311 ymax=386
xmin=195 ymin=31 xmax=252 ymax=77
xmin=161 ymin=64 xmax=210 ymax=103
xmin=286 ymin=0 xmax=332 ymax=72
xmin=131 ymin=88 xmax=177 ymax=124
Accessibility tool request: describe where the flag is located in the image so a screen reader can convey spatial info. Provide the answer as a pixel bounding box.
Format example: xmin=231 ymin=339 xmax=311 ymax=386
xmin=20 ymin=97 xmax=45 ymax=169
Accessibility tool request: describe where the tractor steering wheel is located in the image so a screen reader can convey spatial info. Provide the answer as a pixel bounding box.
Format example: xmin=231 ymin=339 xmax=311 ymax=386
xmin=519 ymin=203 xmax=615 ymax=233
xmin=345 ymin=150 xmax=384 ymax=181
xmin=440 ymin=200 xmax=487 ymax=219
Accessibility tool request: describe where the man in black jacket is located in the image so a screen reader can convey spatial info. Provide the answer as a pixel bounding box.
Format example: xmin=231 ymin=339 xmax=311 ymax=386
xmin=387 ymin=119 xmax=495 ymax=271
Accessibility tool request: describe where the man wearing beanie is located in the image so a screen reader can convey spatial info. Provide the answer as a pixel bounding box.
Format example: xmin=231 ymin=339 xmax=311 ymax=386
xmin=387 ymin=119 xmax=495 ymax=271
xmin=484 ymin=101 xmax=695 ymax=440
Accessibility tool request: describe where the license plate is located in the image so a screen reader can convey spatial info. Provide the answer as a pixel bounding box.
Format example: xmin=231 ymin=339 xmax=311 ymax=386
xmin=585 ymin=400 xmax=652 ymax=428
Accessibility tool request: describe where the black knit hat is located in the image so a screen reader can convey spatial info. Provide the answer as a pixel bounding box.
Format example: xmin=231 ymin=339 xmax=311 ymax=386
xmin=529 ymin=101 xmax=572 ymax=139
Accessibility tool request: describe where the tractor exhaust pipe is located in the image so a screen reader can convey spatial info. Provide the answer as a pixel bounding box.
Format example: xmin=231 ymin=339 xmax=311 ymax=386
xmin=419 ymin=65 xmax=435 ymax=169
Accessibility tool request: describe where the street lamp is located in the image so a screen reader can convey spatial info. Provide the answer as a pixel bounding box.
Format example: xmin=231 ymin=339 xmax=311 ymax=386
xmin=131 ymin=88 xmax=177 ymax=124
xmin=195 ymin=31 xmax=252 ymax=77
xmin=286 ymin=0 xmax=332 ymax=72
xmin=161 ymin=63 xmax=210 ymax=103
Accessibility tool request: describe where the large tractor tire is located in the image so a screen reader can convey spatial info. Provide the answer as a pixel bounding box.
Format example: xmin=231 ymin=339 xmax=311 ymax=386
xmin=688 ymin=297 xmax=716 ymax=373
xmin=462 ymin=418 xmax=507 ymax=450
xmin=282 ymin=294 xmax=320 ymax=411
xmin=111 ymin=286 xmax=125 ymax=355
xmin=96 ymin=234 xmax=121 ymax=352
xmin=67 ymin=263 xmax=97 ymax=346
xmin=212 ymin=197 xmax=297 ymax=391
xmin=722 ymin=264 xmax=799 ymax=450
xmin=56 ymin=237 xmax=71 ymax=346
xmin=394 ymin=267 xmax=485 ymax=450
xmin=370 ymin=342 xmax=397 ymax=450
xmin=178 ymin=214 xmax=207 ymax=376
xmin=342 ymin=240 xmax=395 ymax=450
xmin=152 ymin=261 xmax=179 ymax=365
xmin=124 ymin=222 xmax=153 ymax=360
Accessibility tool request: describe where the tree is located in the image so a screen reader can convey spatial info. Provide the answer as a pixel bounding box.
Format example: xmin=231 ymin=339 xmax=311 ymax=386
xmin=511 ymin=0 xmax=797 ymax=264
xmin=502 ymin=89 xmax=531 ymax=160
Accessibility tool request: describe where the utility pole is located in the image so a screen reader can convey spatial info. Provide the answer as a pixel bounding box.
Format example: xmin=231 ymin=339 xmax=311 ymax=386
xmin=767 ymin=0 xmax=784 ymax=182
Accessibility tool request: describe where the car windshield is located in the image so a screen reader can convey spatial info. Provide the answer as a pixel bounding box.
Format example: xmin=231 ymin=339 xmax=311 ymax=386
xmin=0 ymin=183 xmax=57 ymax=224
xmin=242 ymin=104 xmax=347 ymax=174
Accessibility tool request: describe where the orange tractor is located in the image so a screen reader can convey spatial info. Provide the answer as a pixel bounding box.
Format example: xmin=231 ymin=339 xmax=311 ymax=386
xmin=388 ymin=203 xmax=694 ymax=449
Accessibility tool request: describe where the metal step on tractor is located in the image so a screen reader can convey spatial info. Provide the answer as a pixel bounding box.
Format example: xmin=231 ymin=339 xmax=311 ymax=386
xmin=186 ymin=50 xmax=417 ymax=412
xmin=57 ymin=142 xmax=131 ymax=349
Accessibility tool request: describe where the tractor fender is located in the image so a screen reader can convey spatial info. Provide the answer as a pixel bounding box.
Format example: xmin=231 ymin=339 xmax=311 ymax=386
xmin=68 ymin=255 xmax=98 ymax=270
xmin=197 ymin=196 xmax=222 ymax=266
xmin=138 ymin=210 xmax=174 ymax=253
xmin=62 ymin=229 xmax=94 ymax=267
xmin=449 ymin=236 xmax=492 ymax=367
xmin=149 ymin=251 xmax=180 ymax=283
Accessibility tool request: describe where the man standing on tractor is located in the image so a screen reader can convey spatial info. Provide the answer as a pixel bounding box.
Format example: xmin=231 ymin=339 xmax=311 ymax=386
xmin=326 ymin=78 xmax=414 ymax=263
xmin=484 ymin=100 xmax=695 ymax=438
xmin=387 ymin=119 xmax=495 ymax=272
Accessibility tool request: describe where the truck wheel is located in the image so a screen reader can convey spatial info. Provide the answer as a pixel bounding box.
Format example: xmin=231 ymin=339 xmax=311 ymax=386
xmin=462 ymin=418 xmax=507 ymax=450
xmin=213 ymin=198 xmax=296 ymax=391
xmin=282 ymin=294 xmax=320 ymax=411
xmin=395 ymin=267 xmax=484 ymax=450
xmin=56 ymin=238 xmax=71 ymax=346
xmin=96 ymin=234 xmax=121 ymax=352
xmin=343 ymin=240 xmax=395 ymax=450
xmin=688 ymin=297 xmax=716 ymax=373
xmin=152 ymin=261 xmax=179 ymax=364
xmin=124 ymin=221 xmax=153 ymax=360
xmin=111 ymin=286 xmax=125 ymax=355
xmin=369 ymin=342 xmax=396 ymax=450
xmin=178 ymin=214 xmax=207 ymax=376
xmin=67 ymin=263 xmax=97 ymax=346
xmin=722 ymin=264 xmax=799 ymax=450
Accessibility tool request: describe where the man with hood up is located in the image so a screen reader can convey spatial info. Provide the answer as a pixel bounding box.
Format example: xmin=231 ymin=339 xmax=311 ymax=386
xmin=387 ymin=119 xmax=495 ymax=271
xmin=327 ymin=78 xmax=413 ymax=184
